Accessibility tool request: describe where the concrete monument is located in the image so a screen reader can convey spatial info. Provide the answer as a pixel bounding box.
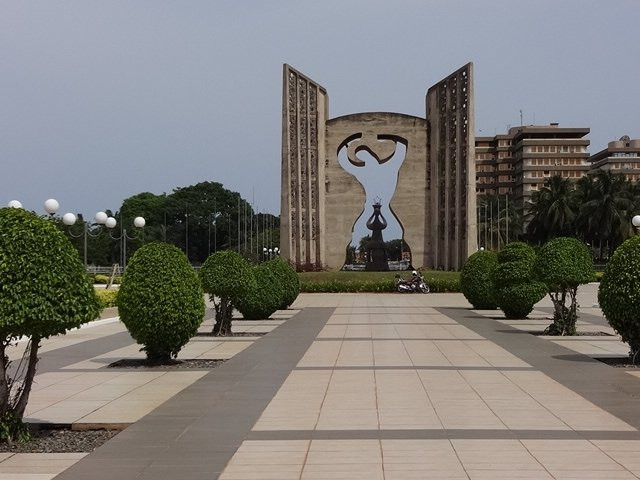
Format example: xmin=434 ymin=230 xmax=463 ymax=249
xmin=280 ymin=63 xmax=476 ymax=271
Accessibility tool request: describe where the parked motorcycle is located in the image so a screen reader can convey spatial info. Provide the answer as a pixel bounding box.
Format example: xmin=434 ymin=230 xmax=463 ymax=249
xmin=395 ymin=271 xmax=430 ymax=294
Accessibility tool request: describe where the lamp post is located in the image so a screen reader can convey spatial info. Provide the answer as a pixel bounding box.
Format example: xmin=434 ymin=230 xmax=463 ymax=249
xmin=7 ymin=199 xmax=144 ymax=271
xmin=632 ymin=215 xmax=640 ymax=233
xmin=109 ymin=216 xmax=146 ymax=269
xmin=263 ymin=246 xmax=279 ymax=261
xmin=63 ymin=210 xmax=118 ymax=269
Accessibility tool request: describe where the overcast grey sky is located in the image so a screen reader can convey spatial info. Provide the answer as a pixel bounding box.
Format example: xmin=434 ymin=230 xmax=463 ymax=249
xmin=2 ymin=0 xmax=639 ymax=232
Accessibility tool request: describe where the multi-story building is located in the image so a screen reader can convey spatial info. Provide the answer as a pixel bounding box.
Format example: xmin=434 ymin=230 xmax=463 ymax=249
xmin=475 ymin=123 xmax=591 ymax=207
xmin=588 ymin=136 xmax=640 ymax=181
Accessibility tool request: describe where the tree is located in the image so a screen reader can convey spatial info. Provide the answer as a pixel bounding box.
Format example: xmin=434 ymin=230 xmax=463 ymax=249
xmin=599 ymin=235 xmax=640 ymax=363
xmin=576 ymin=170 xmax=633 ymax=258
xmin=0 ymin=208 xmax=100 ymax=442
xmin=535 ymin=237 xmax=595 ymax=335
xmin=460 ymin=250 xmax=498 ymax=309
xmin=200 ymin=251 xmax=256 ymax=335
xmin=493 ymin=242 xmax=546 ymax=319
xmin=116 ymin=243 xmax=205 ymax=363
xmin=526 ymin=176 xmax=576 ymax=243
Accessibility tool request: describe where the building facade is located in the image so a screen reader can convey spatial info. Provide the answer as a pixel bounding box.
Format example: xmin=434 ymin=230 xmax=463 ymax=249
xmin=588 ymin=136 xmax=640 ymax=181
xmin=475 ymin=123 xmax=591 ymax=206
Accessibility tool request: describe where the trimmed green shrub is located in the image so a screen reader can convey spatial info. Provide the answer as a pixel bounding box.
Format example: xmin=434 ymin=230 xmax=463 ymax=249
xmin=493 ymin=242 xmax=545 ymax=319
xmin=94 ymin=274 xmax=109 ymax=284
xmin=266 ymin=257 xmax=300 ymax=309
xmin=460 ymin=250 xmax=498 ymax=309
xmin=117 ymin=243 xmax=204 ymax=363
xmin=495 ymin=282 xmax=547 ymax=319
xmin=236 ymin=264 xmax=283 ymax=320
xmin=599 ymin=236 xmax=640 ymax=362
xmin=0 ymin=207 xmax=100 ymax=443
xmin=96 ymin=289 xmax=118 ymax=309
xmin=200 ymin=250 xmax=256 ymax=335
xmin=535 ymin=237 xmax=594 ymax=335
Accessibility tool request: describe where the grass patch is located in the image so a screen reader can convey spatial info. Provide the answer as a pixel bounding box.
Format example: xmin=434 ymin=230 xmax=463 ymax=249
xmin=298 ymin=271 xmax=460 ymax=293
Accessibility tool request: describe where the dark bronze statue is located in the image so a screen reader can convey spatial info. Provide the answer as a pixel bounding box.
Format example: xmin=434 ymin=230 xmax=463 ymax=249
xmin=365 ymin=198 xmax=389 ymax=271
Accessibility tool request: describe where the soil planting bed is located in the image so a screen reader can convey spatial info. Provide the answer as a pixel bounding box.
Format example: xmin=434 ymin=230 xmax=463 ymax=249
xmin=107 ymin=358 xmax=225 ymax=369
xmin=597 ymin=357 xmax=639 ymax=368
xmin=196 ymin=331 xmax=267 ymax=337
xmin=531 ymin=331 xmax=614 ymax=337
xmin=0 ymin=427 xmax=119 ymax=453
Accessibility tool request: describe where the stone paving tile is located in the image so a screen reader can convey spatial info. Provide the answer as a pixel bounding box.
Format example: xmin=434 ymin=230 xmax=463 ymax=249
xmin=0 ymin=453 xmax=87 ymax=479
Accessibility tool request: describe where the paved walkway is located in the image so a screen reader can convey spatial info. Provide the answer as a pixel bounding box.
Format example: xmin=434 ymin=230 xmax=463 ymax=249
xmin=7 ymin=286 xmax=640 ymax=479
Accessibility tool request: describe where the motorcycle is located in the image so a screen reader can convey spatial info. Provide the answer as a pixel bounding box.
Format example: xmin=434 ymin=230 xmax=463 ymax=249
xmin=395 ymin=273 xmax=430 ymax=294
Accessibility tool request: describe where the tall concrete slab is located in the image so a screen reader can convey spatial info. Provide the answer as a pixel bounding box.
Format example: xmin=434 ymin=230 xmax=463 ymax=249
xmin=281 ymin=63 xmax=476 ymax=271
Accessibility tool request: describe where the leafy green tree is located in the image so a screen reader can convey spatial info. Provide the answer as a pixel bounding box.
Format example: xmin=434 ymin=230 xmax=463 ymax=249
xmin=117 ymin=243 xmax=205 ymax=363
xmin=384 ymin=239 xmax=410 ymax=261
xmin=599 ymin=235 xmax=640 ymax=363
xmin=0 ymin=208 xmax=100 ymax=443
xmin=535 ymin=237 xmax=595 ymax=335
xmin=200 ymin=251 xmax=256 ymax=335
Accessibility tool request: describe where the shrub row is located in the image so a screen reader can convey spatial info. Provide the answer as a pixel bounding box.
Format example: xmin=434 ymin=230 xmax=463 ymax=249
xmin=95 ymin=289 xmax=118 ymax=309
xmin=299 ymin=276 xmax=460 ymax=293
xmin=460 ymin=238 xmax=594 ymax=336
xmin=117 ymin=246 xmax=301 ymax=362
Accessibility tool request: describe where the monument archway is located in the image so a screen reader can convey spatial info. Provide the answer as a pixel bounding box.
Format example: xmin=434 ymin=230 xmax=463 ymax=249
xmin=280 ymin=63 xmax=477 ymax=271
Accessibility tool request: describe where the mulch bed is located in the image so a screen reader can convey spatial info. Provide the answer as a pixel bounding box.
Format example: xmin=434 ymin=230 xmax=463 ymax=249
xmin=597 ymin=357 xmax=639 ymax=368
xmin=530 ymin=331 xmax=614 ymax=337
xmin=107 ymin=358 xmax=225 ymax=369
xmin=0 ymin=427 xmax=119 ymax=453
xmin=195 ymin=331 xmax=267 ymax=337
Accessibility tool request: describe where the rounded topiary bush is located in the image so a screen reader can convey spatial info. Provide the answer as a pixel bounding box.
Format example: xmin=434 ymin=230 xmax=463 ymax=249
xmin=266 ymin=257 xmax=300 ymax=309
xmin=460 ymin=250 xmax=498 ymax=309
xmin=493 ymin=242 xmax=545 ymax=319
xmin=0 ymin=207 xmax=100 ymax=441
xmin=117 ymin=242 xmax=205 ymax=363
xmin=497 ymin=242 xmax=536 ymax=264
xmin=496 ymin=282 xmax=547 ymax=319
xmin=535 ymin=237 xmax=594 ymax=335
xmin=599 ymin=236 xmax=640 ymax=360
xmin=200 ymin=250 xmax=256 ymax=335
xmin=236 ymin=264 xmax=283 ymax=320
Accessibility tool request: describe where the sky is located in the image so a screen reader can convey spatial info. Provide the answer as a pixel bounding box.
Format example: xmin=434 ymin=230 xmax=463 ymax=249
xmin=2 ymin=0 xmax=639 ymax=240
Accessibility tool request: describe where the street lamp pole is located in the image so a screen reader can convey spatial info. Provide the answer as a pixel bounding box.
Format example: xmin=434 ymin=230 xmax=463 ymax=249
xmin=632 ymin=215 xmax=640 ymax=234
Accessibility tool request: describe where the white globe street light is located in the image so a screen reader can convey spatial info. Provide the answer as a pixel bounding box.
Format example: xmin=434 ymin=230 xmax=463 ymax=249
xmin=95 ymin=211 xmax=108 ymax=224
xmin=44 ymin=198 xmax=60 ymax=215
xmin=7 ymin=200 xmax=22 ymax=209
xmin=62 ymin=213 xmax=77 ymax=226
xmin=105 ymin=217 xmax=117 ymax=229
xmin=133 ymin=216 xmax=145 ymax=228
xmin=632 ymin=215 xmax=640 ymax=230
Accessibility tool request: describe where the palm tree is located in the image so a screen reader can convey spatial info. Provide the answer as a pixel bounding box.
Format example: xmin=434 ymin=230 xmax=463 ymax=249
xmin=578 ymin=170 xmax=633 ymax=258
xmin=526 ymin=176 xmax=576 ymax=243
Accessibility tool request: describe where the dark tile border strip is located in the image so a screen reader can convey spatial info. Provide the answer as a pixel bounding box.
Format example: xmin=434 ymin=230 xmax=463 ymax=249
xmin=36 ymin=331 xmax=134 ymax=374
xmin=246 ymin=428 xmax=640 ymax=441
xmin=325 ymin=322 xmax=458 ymax=326
xmin=314 ymin=337 xmax=488 ymax=341
xmin=294 ymin=365 xmax=535 ymax=371
xmin=54 ymin=307 xmax=334 ymax=480
xmin=439 ymin=307 xmax=640 ymax=431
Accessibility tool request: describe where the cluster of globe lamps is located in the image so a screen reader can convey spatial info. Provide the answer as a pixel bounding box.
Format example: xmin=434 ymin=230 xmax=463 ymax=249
xmin=7 ymin=198 xmax=145 ymax=230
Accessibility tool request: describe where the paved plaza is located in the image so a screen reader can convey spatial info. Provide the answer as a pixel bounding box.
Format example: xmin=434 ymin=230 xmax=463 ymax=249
xmin=6 ymin=285 xmax=640 ymax=479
